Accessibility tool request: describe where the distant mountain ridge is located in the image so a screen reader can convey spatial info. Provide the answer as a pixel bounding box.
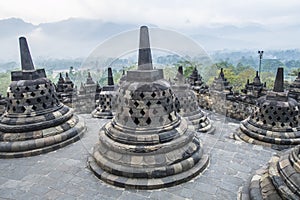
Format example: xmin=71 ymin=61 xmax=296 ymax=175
xmin=0 ymin=17 xmax=299 ymax=62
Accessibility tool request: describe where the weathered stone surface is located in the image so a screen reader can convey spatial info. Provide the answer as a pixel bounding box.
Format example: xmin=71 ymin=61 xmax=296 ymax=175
xmin=73 ymin=72 xmax=99 ymax=114
xmin=0 ymin=37 xmax=86 ymax=158
xmin=234 ymin=68 xmax=300 ymax=150
xmin=289 ymin=72 xmax=300 ymax=102
xmin=88 ymin=26 xmax=209 ymax=189
xmin=55 ymin=72 xmax=76 ymax=107
xmin=171 ymin=66 xmax=215 ymax=134
xmin=241 ymin=145 xmax=300 ymax=200
xmin=92 ymin=67 xmax=118 ymax=119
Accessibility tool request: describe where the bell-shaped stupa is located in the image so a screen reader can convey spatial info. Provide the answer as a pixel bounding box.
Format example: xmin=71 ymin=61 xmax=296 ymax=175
xmin=234 ymin=68 xmax=300 ymax=150
xmin=92 ymin=67 xmax=118 ymax=119
xmin=289 ymin=72 xmax=300 ymax=102
xmin=241 ymin=71 xmax=267 ymax=99
xmin=247 ymin=145 xmax=300 ymax=199
xmin=0 ymin=37 xmax=86 ymax=158
xmin=172 ymin=66 xmax=215 ymax=134
xmin=88 ymin=26 xmax=209 ymax=189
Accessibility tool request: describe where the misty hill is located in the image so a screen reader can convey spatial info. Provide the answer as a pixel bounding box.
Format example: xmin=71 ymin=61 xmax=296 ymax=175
xmin=0 ymin=18 xmax=300 ymax=62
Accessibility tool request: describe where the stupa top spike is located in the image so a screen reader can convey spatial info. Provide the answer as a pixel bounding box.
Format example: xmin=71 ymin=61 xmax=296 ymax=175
xmin=175 ymin=66 xmax=184 ymax=84
xmin=107 ymin=67 xmax=114 ymax=85
xmin=138 ymin=26 xmax=153 ymax=70
xmin=219 ymin=68 xmax=225 ymax=79
xmin=19 ymin=37 xmax=35 ymax=71
xmin=273 ymin=67 xmax=284 ymax=92
xmin=256 ymin=71 xmax=259 ymax=78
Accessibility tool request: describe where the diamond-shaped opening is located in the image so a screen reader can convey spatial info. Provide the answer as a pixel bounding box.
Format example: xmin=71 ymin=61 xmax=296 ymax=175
xmin=30 ymin=92 xmax=36 ymax=97
xmin=129 ymin=108 xmax=133 ymax=115
xmin=278 ymin=107 xmax=281 ymax=110
xmin=36 ymin=85 xmax=40 ymax=89
xmin=12 ymin=106 xmax=16 ymax=112
xmin=48 ymin=89 xmax=52 ymax=94
xmin=270 ymin=106 xmax=274 ymax=110
xmin=16 ymin=100 xmax=20 ymax=104
xmin=40 ymin=90 xmax=45 ymax=95
xmin=273 ymin=111 xmax=277 ymax=115
xmin=162 ymin=91 xmax=166 ymax=96
xmin=20 ymin=93 xmax=24 ymax=98
xmin=166 ymin=98 xmax=170 ymax=103
xmin=37 ymin=98 xmax=41 ymax=103
xmin=20 ymin=106 xmax=25 ymax=112
xmin=140 ymin=109 xmax=145 ymax=116
xmin=42 ymin=103 xmax=47 ymax=109
xmin=168 ymin=114 xmax=173 ymax=122
xmin=26 ymin=99 xmax=31 ymax=104
xmin=45 ymin=84 xmax=48 ymax=88
xmin=25 ymin=86 xmax=30 ymax=91
xmin=32 ymin=105 xmax=37 ymax=111
xmin=140 ymin=92 xmax=145 ymax=99
xmin=271 ymin=122 xmax=276 ymax=126
xmin=146 ymin=101 xmax=151 ymax=107
xmin=263 ymin=120 xmax=267 ymax=124
xmin=157 ymin=100 xmax=161 ymax=104
xmin=282 ymin=112 xmax=286 ymax=116
xmin=280 ymin=123 xmax=285 ymax=127
xmin=289 ymin=122 xmax=293 ymax=127
xmin=134 ymin=101 xmax=139 ymax=107
xmin=146 ymin=117 xmax=151 ymax=125
xmin=16 ymin=87 xmax=20 ymax=91
xmin=276 ymin=117 xmax=281 ymax=121
xmin=151 ymin=92 xmax=156 ymax=98
xmin=268 ymin=116 xmax=272 ymax=120
xmin=134 ymin=117 xmax=140 ymax=125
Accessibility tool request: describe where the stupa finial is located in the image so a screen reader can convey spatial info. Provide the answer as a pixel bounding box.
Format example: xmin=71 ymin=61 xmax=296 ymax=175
xmin=19 ymin=37 xmax=34 ymax=71
xmin=138 ymin=26 xmax=153 ymax=70
xmin=273 ymin=67 xmax=284 ymax=92
xmin=108 ymin=67 xmax=114 ymax=85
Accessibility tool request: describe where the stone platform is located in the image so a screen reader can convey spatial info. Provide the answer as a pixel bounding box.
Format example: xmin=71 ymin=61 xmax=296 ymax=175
xmin=0 ymin=112 xmax=277 ymax=199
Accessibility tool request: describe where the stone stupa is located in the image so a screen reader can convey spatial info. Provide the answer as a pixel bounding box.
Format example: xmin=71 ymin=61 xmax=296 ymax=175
xmin=289 ymin=72 xmax=300 ymax=102
xmin=172 ymin=66 xmax=215 ymax=134
xmin=88 ymin=26 xmax=209 ymax=189
xmin=91 ymin=67 xmax=117 ymax=119
xmin=247 ymin=145 xmax=300 ymax=199
xmin=234 ymin=68 xmax=300 ymax=150
xmin=241 ymin=71 xmax=267 ymax=99
xmin=0 ymin=37 xmax=86 ymax=158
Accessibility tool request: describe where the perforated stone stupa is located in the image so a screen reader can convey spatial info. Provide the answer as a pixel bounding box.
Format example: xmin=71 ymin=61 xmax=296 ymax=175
xmin=0 ymin=37 xmax=86 ymax=158
xmin=241 ymin=71 xmax=267 ymax=100
xmin=289 ymin=72 xmax=300 ymax=102
xmin=233 ymin=68 xmax=300 ymax=150
xmin=73 ymin=72 xmax=97 ymax=113
xmin=172 ymin=66 xmax=215 ymax=134
xmin=55 ymin=72 xmax=76 ymax=107
xmin=88 ymin=26 xmax=209 ymax=189
xmin=246 ymin=145 xmax=300 ymax=199
xmin=92 ymin=67 xmax=117 ymax=119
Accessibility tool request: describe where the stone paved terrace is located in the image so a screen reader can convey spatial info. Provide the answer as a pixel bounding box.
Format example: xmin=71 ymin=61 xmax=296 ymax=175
xmin=0 ymin=112 xmax=283 ymax=200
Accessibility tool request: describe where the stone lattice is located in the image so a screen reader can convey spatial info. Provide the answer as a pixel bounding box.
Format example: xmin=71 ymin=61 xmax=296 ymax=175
xmin=247 ymin=145 xmax=300 ymax=199
xmin=73 ymin=72 xmax=98 ymax=114
xmin=241 ymin=71 xmax=267 ymax=100
xmin=0 ymin=37 xmax=86 ymax=158
xmin=0 ymin=94 xmax=6 ymax=116
xmin=172 ymin=66 xmax=215 ymax=134
xmin=88 ymin=26 xmax=209 ymax=189
xmin=55 ymin=72 xmax=76 ymax=107
xmin=234 ymin=68 xmax=300 ymax=150
xmin=92 ymin=68 xmax=118 ymax=119
xmin=289 ymin=72 xmax=300 ymax=102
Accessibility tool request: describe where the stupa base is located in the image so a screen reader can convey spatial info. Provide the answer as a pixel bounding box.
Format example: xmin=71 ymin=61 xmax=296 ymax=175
xmin=87 ymin=154 xmax=209 ymax=190
xmin=233 ymin=120 xmax=300 ymax=150
xmin=0 ymin=116 xmax=86 ymax=158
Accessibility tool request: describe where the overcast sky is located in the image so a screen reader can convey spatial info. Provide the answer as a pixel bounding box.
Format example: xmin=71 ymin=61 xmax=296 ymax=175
xmin=1 ymin=0 xmax=300 ymax=28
